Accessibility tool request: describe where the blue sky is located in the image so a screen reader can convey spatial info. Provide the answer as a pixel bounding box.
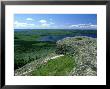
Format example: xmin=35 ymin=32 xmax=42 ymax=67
xmin=14 ymin=14 xmax=97 ymax=29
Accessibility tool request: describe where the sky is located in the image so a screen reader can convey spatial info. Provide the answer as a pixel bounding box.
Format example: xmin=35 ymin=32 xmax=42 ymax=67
xmin=14 ymin=14 xmax=97 ymax=30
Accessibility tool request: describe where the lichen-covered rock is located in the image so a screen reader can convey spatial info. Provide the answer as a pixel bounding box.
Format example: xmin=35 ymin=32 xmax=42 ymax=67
xmin=56 ymin=36 xmax=97 ymax=76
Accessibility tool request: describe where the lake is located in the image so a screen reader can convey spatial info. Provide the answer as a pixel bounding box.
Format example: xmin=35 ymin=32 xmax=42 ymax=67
xmin=37 ymin=34 xmax=96 ymax=42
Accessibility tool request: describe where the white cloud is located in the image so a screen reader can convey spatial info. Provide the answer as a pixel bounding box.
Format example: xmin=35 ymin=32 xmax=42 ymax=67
xmin=26 ymin=18 xmax=33 ymax=21
xmin=28 ymin=24 xmax=35 ymax=26
xmin=50 ymin=22 xmax=55 ymax=25
xmin=38 ymin=19 xmax=55 ymax=28
xmin=90 ymin=24 xmax=97 ymax=28
xmin=39 ymin=19 xmax=47 ymax=23
xmin=14 ymin=21 xmax=35 ymax=28
xmin=40 ymin=23 xmax=50 ymax=28
xmin=14 ymin=21 xmax=27 ymax=27
xmin=69 ymin=24 xmax=97 ymax=29
xmin=70 ymin=25 xmax=79 ymax=28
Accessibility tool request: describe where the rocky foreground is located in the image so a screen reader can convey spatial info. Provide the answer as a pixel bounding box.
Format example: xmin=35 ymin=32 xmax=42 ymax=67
xmin=56 ymin=36 xmax=97 ymax=76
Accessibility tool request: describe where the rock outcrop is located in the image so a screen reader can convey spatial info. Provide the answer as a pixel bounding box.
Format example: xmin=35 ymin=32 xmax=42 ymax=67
xmin=56 ymin=36 xmax=97 ymax=76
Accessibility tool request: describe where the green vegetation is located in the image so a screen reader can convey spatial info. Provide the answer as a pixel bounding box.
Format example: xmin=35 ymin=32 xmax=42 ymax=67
xmin=15 ymin=29 xmax=96 ymax=37
xmin=14 ymin=29 xmax=96 ymax=76
xmin=14 ymin=41 xmax=56 ymax=69
xmin=14 ymin=30 xmax=57 ymax=69
xmin=31 ymin=55 xmax=75 ymax=76
xmin=75 ymin=37 xmax=83 ymax=40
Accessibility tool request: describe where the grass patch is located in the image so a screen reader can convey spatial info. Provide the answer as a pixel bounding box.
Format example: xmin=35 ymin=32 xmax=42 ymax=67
xmin=31 ymin=55 xmax=75 ymax=76
xmin=75 ymin=37 xmax=82 ymax=40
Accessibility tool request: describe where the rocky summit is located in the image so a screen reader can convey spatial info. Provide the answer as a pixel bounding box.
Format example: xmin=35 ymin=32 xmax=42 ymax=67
xmin=56 ymin=36 xmax=97 ymax=76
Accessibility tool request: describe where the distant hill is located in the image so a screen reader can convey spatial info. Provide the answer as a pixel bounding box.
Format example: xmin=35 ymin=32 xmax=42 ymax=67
xmin=14 ymin=29 xmax=97 ymax=31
